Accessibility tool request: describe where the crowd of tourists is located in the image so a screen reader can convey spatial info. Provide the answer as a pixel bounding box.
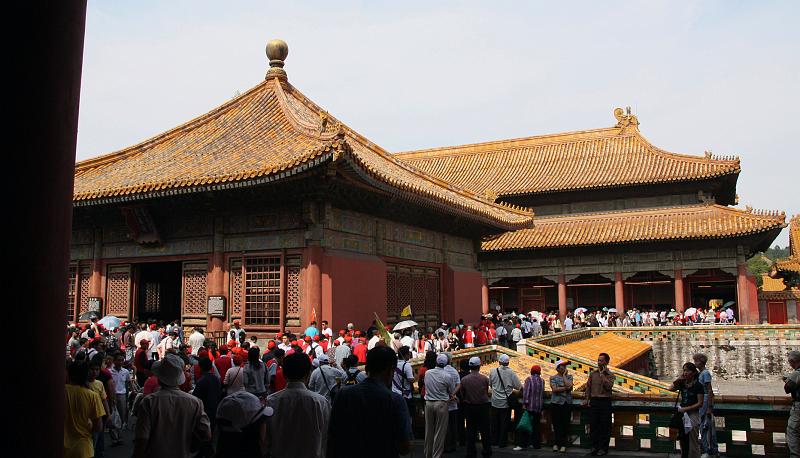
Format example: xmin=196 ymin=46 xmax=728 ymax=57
xmin=64 ymin=313 xmax=798 ymax=458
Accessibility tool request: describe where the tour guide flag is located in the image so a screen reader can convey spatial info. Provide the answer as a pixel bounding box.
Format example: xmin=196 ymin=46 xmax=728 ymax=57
xmin=373 ymin=312 xmax=393 ymax=346
xmin=400 ymin=305 xmax=412 ymax=317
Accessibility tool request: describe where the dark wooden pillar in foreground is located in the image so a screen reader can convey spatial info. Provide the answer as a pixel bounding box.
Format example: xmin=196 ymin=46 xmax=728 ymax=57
xmin=11 ymin=2 xmax=87 ymax=455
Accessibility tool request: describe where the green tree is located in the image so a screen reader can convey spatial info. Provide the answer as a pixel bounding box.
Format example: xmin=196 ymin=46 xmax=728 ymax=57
xmin=747 ymin=255 xmax=772 ymax=287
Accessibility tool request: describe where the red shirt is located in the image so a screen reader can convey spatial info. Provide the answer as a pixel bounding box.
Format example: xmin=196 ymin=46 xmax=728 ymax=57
xmin=214 ymin=354 xmax=232 ymax=377
xmin=353 ymin=343 xmax=368 ymax=364
xmin=476 ymin=330 xmax=488 ymax=345
xmin=134 ymin=348 xmax=150 ymax=376
xmin=143 ymin=375 xmax=160 ymax=395
xmin=463 ymin=330 xmax=475 ymax=344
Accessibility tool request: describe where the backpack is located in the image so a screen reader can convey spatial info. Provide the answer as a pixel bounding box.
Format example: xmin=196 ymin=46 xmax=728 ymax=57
xmin=392 ymin=361 xmax=412 ymax=397
xmin=344 ymin=369 xmax=361 ymax=386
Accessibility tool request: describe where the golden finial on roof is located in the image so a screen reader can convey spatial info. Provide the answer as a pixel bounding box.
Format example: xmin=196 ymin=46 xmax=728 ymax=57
xmin=266 ymin=39 xmax=289 ymax=81
xmin=614 ymin=106 xmax=639 ymax=129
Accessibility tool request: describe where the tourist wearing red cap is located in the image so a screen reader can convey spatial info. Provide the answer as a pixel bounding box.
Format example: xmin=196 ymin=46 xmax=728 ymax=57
xmin=352 ymin=337 xmax=368 ymax=365
xmin=147 ymin=324 xmax=162 ymax=360
xmin=335 ymin=329 xmax=346 ymax=345
xmin=134 ymin=339 xmax=152 ymax=387
xmin=515 ymin=365 xmax=544 ymax=450
xmin=306 ymin=335 xmax=323 ymax=360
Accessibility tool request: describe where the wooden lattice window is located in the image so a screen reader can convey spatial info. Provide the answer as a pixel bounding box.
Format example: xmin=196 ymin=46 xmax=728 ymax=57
xmin=244 ymin=256 xmax=281 ymax=326
xmin=229 ymin=258 xmax=243 ymax=320
xmin=386 ymin=263 xmax=440 ymax=327
xmin=106 ymin=265 xmax=132 ymax=318
xmin=78 ymin=266 xmax=91 ymax=315
xmin=67 ymin=265 xmax=77 ymax=322
xmin=182 ymin=261 xmax=208 ymax=318
xmin=144 ymin=282 xmax=161 ymax=313
xmin=285 ymin=255 xmax=302 ymax=327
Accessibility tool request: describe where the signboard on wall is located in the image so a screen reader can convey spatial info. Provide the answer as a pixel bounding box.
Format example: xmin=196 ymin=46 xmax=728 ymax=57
xmin=87 ymin=297 xmax=102 ymax=313
xmin=207 ymin=296 xmax=225 ymax=317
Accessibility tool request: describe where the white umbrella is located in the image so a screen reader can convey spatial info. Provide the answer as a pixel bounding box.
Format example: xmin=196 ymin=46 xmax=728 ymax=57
xmin=98 ymin=315 xmax=121 ymax=329
xmin=575 ymin=307 xmax=588 ymax=314
xmin=392 ymin=320 xmax=418 ymax=331
xmin=684 ymin=307 xmax=698 ymax=317
xmin=608 ymin=308 xmax=617 ymax=313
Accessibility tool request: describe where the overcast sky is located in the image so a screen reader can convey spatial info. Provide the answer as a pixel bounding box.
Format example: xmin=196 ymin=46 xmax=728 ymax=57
xmin=77 ymin=1 xmax=797 ymax=246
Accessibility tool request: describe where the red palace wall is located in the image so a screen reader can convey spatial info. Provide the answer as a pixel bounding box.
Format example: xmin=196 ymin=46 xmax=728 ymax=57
xmin=321 ymin=250 xmax=387 ymax=331
xmin=448 ymin=267 xmax=483 ymax=323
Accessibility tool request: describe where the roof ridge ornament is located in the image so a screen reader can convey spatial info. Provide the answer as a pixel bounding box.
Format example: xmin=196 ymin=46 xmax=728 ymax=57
xmin=613 ymin=106 xmax=639 ymax=130
xmin=265 ymin=38 xmax=289 ymax=81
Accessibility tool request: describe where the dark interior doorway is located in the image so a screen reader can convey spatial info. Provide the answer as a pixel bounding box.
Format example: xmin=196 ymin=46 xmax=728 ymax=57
xmin=136 ymin=262 xmax=182 ymax=324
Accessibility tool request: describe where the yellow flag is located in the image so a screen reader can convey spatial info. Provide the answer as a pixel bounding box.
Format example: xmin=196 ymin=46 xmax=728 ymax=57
xmin=400 ymin=305 xmax=412 ymax=317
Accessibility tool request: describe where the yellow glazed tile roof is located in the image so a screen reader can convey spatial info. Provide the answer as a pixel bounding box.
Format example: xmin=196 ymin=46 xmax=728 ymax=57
xmin=776 ymin=215 xmax=800 ymax=273
xmin=482 ymin=204 xmax=786 ymax=252
xmin=74 ymin=78 xmax=533 ymax=230
xmin=395 ymin=119 xmax=740 ymax=197
xmin=557 ymin=334 xmax=651 ymax=368
xmin=761 ymin=275 xmax=789 ymax=292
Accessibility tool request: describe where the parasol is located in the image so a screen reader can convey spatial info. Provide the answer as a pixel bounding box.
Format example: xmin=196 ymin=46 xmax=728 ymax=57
xmin=98 ymin=315 xmax=121 ymax=330
xmin=684 ymin=307 xmax=698 ymax=317
xmin=392 ymin=320 xmax=418 ymax=331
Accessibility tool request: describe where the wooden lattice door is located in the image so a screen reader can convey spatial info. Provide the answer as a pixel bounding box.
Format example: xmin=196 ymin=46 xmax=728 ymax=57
xmin=181 ymin=261 xmax=208 ymax=325
xmin=106 ymin=264 xmax=132 ymax=320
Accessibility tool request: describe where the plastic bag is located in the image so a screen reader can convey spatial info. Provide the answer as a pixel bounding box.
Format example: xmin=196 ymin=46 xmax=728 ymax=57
xmin=516 ymin=410 xmax=533 ymax=434
xmin=109 ymin=406 xmax=122 ymax=430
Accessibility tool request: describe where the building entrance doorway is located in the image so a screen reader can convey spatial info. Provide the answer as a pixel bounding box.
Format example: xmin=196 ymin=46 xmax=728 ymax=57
xmin=136 ymin=262 xmax=182 ymax=324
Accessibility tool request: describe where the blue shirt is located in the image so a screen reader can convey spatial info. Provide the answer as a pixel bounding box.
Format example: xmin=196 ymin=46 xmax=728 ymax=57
xmin=549 ymin=373 xmax=573 ymax=405
xmin=304 ymin=326 xmax=319 ymax=338
xmin=329 ymin=378 xmax=411 ymax=458
xmin=698 ymin=368 xmax=713 ymax=416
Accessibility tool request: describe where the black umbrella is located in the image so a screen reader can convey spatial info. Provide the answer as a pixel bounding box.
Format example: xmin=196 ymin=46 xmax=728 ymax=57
xmin=78 ymin=310 xmax=101 ymax=321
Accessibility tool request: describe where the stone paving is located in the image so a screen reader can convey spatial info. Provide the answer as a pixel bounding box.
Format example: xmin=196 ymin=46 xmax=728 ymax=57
xmin=102 ymin=426 xmax=677 ymax=458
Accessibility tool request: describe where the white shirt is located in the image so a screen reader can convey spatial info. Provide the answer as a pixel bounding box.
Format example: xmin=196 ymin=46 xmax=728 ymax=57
xmin=223 ymin=366 xmax=246 ymax=394
xmin=309 ymin=365 xmax=346 ymax=401
xmin=267 ymin=382 xmax=331 ymax=458
xmin=423 ymin=367 xmax=457 ymax=402
xmin=564 ymin=318 xmax=574 ymax=331
xmin=305 ymin=343 xmax=324 ymax=359
xmin=334 ymin=344 xmax=351 ymax=369
xmin=321 ymin=327 xmax=333 ymax=339
xmin=391 ymin=360 xmax=415 ymax=399
xmin=110 ymin=366 xmax=130 ymax=395
xmin=367 ymin=335 xmax=381 ymax=350
xmin=148 ymin=330 xmax=161 ymax=354
xmin=489 ymin=365 xmax=522 ymax=409
xmin=134 ymin=330 xmax=150 ymax=349
xmin=188 ymin=331 xmax=205 ymax=355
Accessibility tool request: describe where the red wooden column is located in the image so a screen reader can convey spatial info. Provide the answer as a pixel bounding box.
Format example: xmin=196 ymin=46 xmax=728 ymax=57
xmin=557 ymin=274 xmax=567 ymax=321
xmin=207 ymin=217 xmax=225 ymax=332
xmin=737 ymin=262 xmax=753 ymax=324
xmin=89 ymin=228 xmax=103 ymax=298
xmin=674 ymin=268 xmax=685 ymax=312
xmin=305 ymin=245 xmax=323 ymax=328
xmin=614 ymin=272 xmax=625 ymax=314
xmin=18 ymin=2 xmax=87 ymax=455
xmin=481 ymin=278 xmax=489 ymax=314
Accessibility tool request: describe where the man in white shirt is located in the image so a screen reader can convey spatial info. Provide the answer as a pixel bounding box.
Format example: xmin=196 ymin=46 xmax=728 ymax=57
xmin=367 ymin=330 xmax=382 ymax=350
xmin=148 ymin=324 xmax=161 ymax=359
xmin=564 ymin=315 xmax=574 ymax=331
xmin=489 ymin=354 xmax=522 ymax=448
xmin=320 ymin=321 xmax=333 ymax=339
xmin=229 ymin=320 xmax=245 ymax=344
xmin=188 ymin=327 xmax=206 ymax=356
xmin=110 ymin=353 xmax=132 ymax=430
xmin=392 ymin=347 xmax=416 ymax=415
xmin=424 ymin=354 xmax=457 ymax=458
xmin=277 ymin=334 xmax=292 ymax=352
xmin=308 ymin=355 xmax=346 ymax=403
xmin=400 ymin=331 xmax=415 ymax=355
xmin=267 ymin=352 xmax=331 ymax=457
xmin=334 ymin=337 xmax=352 ymax=369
